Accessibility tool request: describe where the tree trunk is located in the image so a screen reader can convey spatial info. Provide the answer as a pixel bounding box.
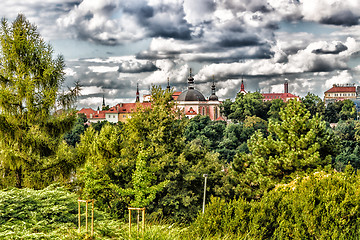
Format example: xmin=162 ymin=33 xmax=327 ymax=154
xmin=15 ymin=166 xmax=22 ymax=188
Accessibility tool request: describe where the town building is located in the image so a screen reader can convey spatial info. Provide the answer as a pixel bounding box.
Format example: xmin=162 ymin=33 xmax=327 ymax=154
xmin=261 ymin=80 xmax=300 ymax=102
xmin=324 ymin=84 xmax=358 ymax=105
xmin=176 ymin=70 xmax=223 ymax=120
xmin=77 ymin=108 xmax=106 ymax=123
xmin=77 ymin=69 xmax=223 ymax=122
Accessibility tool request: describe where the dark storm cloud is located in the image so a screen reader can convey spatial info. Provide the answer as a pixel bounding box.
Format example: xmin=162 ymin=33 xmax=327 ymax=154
xmin=223 ymin=0 xmax=273 ymax=13
xmin=320 ymin=10 xmax=359 ymax=26
xmin=117 ymin=61 xmax=159 ymax=73
xmin=312 ymin=43 xmax=348 ymax=55
xmin=218 ymin=35 xmax=263 ymax=48
xmin=308 ymin=58 xmax=348 ymax=72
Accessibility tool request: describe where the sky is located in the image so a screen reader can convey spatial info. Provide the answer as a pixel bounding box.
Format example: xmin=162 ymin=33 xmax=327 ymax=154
xmin=1 ymin=0 xmax=360 ymax=109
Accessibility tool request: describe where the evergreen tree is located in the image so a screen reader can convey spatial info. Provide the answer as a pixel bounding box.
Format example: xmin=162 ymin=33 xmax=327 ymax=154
xmin=0 ymin=15 xmax=76 ymax=188
xmin=231 ymin=100 xmax=338 ymax=199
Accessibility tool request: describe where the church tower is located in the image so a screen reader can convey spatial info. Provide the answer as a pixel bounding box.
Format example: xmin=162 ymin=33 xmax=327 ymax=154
xmin=209 ymin=75 xmax=219 ymax=101
xmin=239 ymin=76 xmax=247 ymax=94
xmin=166 ymin=77 xmax=171 ymax=91
xmin=136 ymin=83 xmax=140 ymax=103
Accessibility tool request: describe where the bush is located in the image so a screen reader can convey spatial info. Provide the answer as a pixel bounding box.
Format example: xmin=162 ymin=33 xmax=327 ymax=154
xmin=192 ymin=167 xmax=360 ymax=239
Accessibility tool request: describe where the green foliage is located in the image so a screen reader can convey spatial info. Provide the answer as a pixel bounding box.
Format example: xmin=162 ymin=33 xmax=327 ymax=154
xmin=0 ymin=14 xmax=77 ymax=188
xmin=76 ymin=123 xmax=128 ymax=217
xmin=219 ymin=98 xmax=233 ymax=118
xmin=116 ymin=149 xmax=169 ymax=208
xmin=324 ymin=101 xmax=351 ymax=123
xmin=63 ymin=116 xmax=88 ymax=147
xmin=229 ymin=92 xmax=266 ymax=121
xmin=231 ymin=100 xmax=338 ymax=199
xmin=192 ymin=169 xmax=360 ymax=239
xmin=339 ymin=99 xmax=357 ymax=120
xmin=267 ymin=98 xmax=286 ymax=121
xmin=333 ymin=120 xmax=360 ymax=171
xmin=0 ymin=185 xmax=122 ymax=239
xmin=301 ymin=92 xmax=325 ymax=118
xmin=0 ymin=185 xmax=192 ymax=240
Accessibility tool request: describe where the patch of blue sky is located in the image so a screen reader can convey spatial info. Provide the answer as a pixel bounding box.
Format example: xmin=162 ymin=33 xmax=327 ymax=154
xmin=278 ymin=21 xmax=339 ymax=36
xmin=51 ymin=38 xmax=151 ymax=60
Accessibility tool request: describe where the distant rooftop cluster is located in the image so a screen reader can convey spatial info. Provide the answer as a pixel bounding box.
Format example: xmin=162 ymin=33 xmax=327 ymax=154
xmin=77 ymin=70 xmax=305 ymax=123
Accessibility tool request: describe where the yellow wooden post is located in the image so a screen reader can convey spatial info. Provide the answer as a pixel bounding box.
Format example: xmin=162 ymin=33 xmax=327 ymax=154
xmin=142 ymin=208 xmax=145 ymax=232
xmin=128 ymin=209 xmax=131 ymax=238
xmin=85 ymin=201 xmax=88 ymax=232
xmin=137 ymin=209 xmax=140 ymax=232
xmin=78 ymin=200 xmax=81 ymax=233
xmin=91 ymin=200 xmax=94 ymax=236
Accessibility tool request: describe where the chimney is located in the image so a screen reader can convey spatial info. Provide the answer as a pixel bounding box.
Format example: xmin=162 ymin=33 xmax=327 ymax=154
xmin=284 ymin=80 xmax=288 ymax=93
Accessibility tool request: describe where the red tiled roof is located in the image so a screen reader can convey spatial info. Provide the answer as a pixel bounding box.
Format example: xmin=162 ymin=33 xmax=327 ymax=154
xmin=77 ymin=108 xmax=105 ymax=119
xmin=172 ymin=91 xmax=182 ymax=100
xmin=216 ymin=116 xmax=225 ymax=121
xmin=77 ymin=108 xmax=96 ymax=116
xmin=112 ymin=102 xmax=152 ymax=114
xmin=325 ymin=86 xmax=356 ymax=93
xmin=92 ymin=112 xmax=105 ymax=119
xmin=261 ymin=93 xmax=299 ymax=101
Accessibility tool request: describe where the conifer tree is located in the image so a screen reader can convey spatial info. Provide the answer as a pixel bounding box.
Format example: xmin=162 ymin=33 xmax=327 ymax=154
xmin=0 ymin=14 xmax=76 ymax=188
xmin=232 ymin=100 xmax=338 ymax=199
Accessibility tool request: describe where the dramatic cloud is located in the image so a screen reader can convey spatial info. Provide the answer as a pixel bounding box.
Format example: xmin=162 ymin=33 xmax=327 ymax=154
xmin=117 ymin=60 xmax=159 ymax=73
xmin=1 ymin=0 xmax=360 ymax=109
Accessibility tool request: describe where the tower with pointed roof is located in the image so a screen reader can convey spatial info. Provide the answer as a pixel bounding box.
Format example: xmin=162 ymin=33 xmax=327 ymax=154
xmin=136 ymin=83 xmax=140 ymax=103
xmin=166 ymin=77 xmax=171 ymax=91
xmin=176 ymin=68 xmax=223 ymax=120
xmin=209 ymin=75 xmax=219 ymax=101
xmin=239 ymin=76 xmax=247 ymax=95
xmin=102 ymin=95 xmax=105 ymax=109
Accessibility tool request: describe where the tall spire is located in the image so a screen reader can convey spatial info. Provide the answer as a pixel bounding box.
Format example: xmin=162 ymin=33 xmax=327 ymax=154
xmin=167 ymin=77 xmax=170 ymax=90
xmin=209 ymin=75 xmax=218 ymax=101
xmin=239 ymin=75 xmax=247 ymax=94
xmin=284 ymin=80 xmax=288 ymax=93
xmin=241 ymin=76 xmax=245 ymax=92
xmin=136 ymin=83 xmax=140 ymax=103
xmin=102 ymin=94 xmax=105 ymax=108
xmin=188 ymin=68 xmax=194 ymax=90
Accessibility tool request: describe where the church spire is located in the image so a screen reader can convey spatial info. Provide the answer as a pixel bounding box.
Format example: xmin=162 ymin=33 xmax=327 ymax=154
xmin=102 ymin=94 xmax=105 ymax=108
xmin=239 ymin=76 xmax=247 ymax=94
xmin=188 ymin=68 xmax=194 ymax=90
xmin=167 ymin=77 xmax=171 ymax=90
xmin=136 ymin=83 xmax=140 ymax=103
xmin=209 ymin=75 xmax=218 ymax=101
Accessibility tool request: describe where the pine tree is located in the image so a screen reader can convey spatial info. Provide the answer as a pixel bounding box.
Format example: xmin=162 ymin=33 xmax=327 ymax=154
xmin=0 ymin=14 xmax=76 ymax=188
xmin=232 ymin=100 xmax=338 ymax=199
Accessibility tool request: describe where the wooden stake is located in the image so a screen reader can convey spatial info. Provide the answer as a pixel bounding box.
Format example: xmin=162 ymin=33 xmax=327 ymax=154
xmin=91 ymin=200 xmax=94 ymax=236
xmin=142 ymin=208 xmax=145 ymax=232
xmin=129 ymin=209 xmax=131 ymax=238
xmin=78 ymin=200 xmax=81 ymax=233
xmin=86 ymin=201 xmax=88 ymax=232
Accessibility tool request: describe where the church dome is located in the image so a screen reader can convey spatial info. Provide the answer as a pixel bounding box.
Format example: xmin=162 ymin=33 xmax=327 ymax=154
xmin=208 ymin=76 xmax=218 ymax=101
xmin=177 ymin=69 xmax=206 ymax=102
xmin=208 ymin=93 xmax=218 ymax=101
xmin=177 ymin=89 xmax=206 ymax=101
